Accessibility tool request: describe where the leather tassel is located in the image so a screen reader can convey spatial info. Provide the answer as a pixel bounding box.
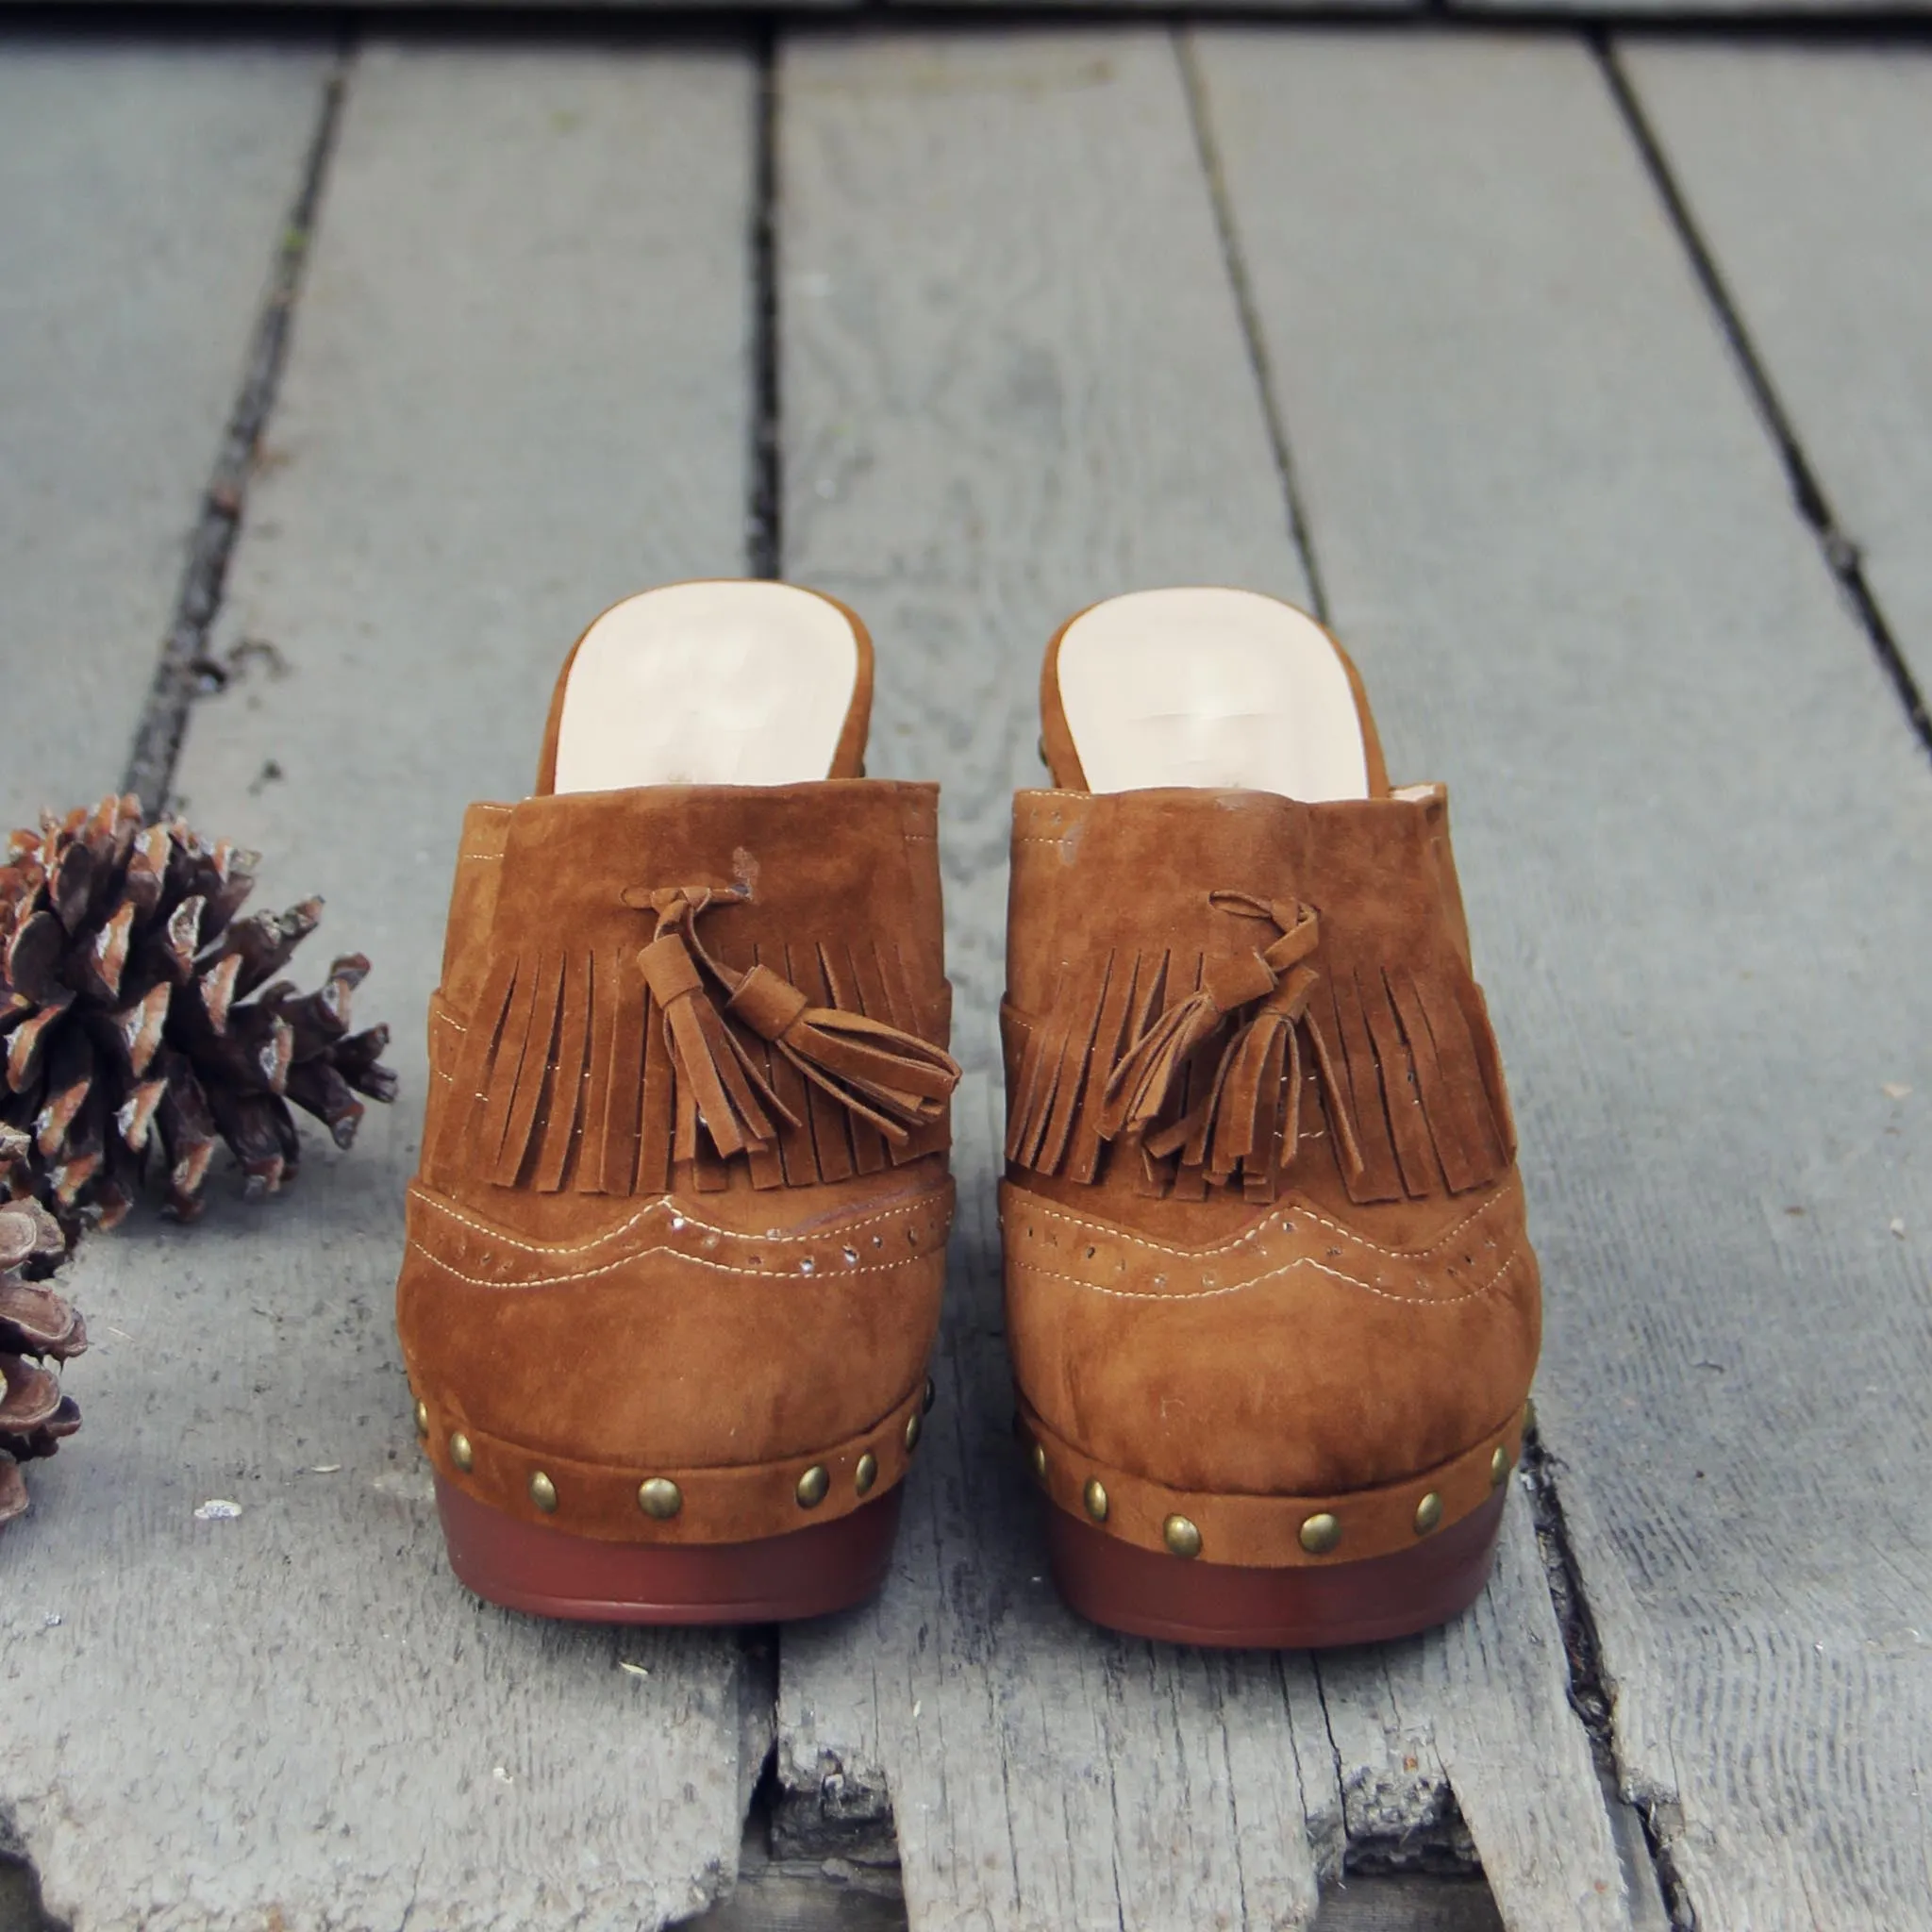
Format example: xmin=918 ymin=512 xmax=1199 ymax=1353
xmin=641 ymin=933 xmax=793 ymax=1165
xmin=1100 ymin=946 xmax=1274 ymax=1142
xmin=1149 ymin=979 xmax=1307 ymax=1199
xmin=444 ymin=892 xmax=957 ymax=1197
xmin=728 ymin=958 xmax=959 ymax=1144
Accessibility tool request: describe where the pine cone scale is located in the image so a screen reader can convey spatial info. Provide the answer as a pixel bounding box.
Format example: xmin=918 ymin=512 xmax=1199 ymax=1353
xmin=0 ymin=1354 xmax=62 ymax=1433
xmin=0 ymin=1279 xmax=85 ymax=1354
xmin=0 ymin=795 xmax=394 ymax=1233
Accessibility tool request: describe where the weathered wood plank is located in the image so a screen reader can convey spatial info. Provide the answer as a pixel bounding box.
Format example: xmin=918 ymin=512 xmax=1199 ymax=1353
xmin=777 ymin=28 xmax=1312 ymax=1067
xmin=774 ymin=31 xmax=1625 ymax=1929
xmin=882 ymin=0 xmax=1416 ymax=12
xmin=690 ymin=1822 xmax=1518 ymax=1932
xmin=686 ymin=1809 xmax=1517 ymax=1932
xmin=0 ymin=33 xmax=328 ymax=831
xmin=1619 ymin=41 xmax=1932 ymax=707
xmin=1196 ymin=25 xmax=1932 ymax=1928
xmin=0 ymin=41 xmax=768 ymax=1932
xmin=1455 ymin=0 xmax=1932 ymax=16
xmin=1316 ymin=1502 xmax=1652 ymax=1926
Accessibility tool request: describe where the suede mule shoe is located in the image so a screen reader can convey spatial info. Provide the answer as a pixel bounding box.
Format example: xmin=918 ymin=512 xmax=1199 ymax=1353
xmin=398 ymin=582 xmax=960 ymax=1623
xmin=1001 ymin=588 xmax=1540 ymax=1647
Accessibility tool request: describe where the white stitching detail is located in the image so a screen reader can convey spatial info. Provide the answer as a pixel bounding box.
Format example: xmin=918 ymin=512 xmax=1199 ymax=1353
xmin=410 ymin=1185 xmax=945 ymax=1257
xmin=1010 ymin=1245 xmax=1522 ymax=1308
xmin=408 ymin=1235 xmax=938 ymax=1288
xmin=1010 ymin=1193 xmax=1497 ymax=1265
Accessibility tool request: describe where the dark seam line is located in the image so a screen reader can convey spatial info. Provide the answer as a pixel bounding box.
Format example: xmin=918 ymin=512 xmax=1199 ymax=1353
xmin=1597 ymin=32 xmax=1932 ymax=765
xmin=1522 ymin=1421 xmax=1698 ymax=1928
xmin=744 ymin=28 xmax=789 ymax=1864
xmin=749 ymin=24 xmax=783 ymax=581
xmin=783 ymin=8 xmax=1932 ymax=33
xmin=1174 ymin=26 xmax=1331 ymax=624
xmin=1180 ymin=24 xmax=1645 ymax=1910
xmin=121 ymin=35 xmax=354 ymax=819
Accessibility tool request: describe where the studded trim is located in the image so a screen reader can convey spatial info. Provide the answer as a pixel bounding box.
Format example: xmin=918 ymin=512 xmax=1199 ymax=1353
xmin=1016 ymin=1393 xmax=1525 ymax=1570
xmin=415 ymin=1373 xmax=934 ymax=1546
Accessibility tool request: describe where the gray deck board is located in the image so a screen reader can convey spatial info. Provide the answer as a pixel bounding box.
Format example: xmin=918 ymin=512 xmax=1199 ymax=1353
xmin=1621 ymin=40 xmax=1932 ymax=708
xmin=5 ymin=22 xmax=1924 ymax=1932
xmin=0 ymin=41 xmax=767 ymax=1932
xmin=773 ymin=32 xmax=1629 ymax=1931
xmin=1454 ymin=0 xmax=1932 ymax=16
xmin=1195 ymin=25 xmax=1932 ymax=1927
xmin=0 ymin=34 xmax=328 ymax=831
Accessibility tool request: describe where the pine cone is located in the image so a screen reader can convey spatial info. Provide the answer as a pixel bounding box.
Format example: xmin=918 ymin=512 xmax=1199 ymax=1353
xmin=0 ymin=795 xmax=397 ymax=1236
xmin=0 ymin=1197 xmax=84 ymax=1529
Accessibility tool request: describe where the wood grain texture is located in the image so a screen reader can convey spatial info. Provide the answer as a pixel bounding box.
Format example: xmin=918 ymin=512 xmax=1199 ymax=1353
xmin=1195 ymin=25 xmax=1932 ymax=1928
xmin=685 ymin=1824 xmax=1517 ymax=1932
xmin=0 ymin=42 xmax=768 ymax=1931
xmin=777 ymin=29 xmax=1310 ymax=1074
xmin=0 ymin=33 xmax=328 ymax=831
xmin=1317 ymin=1506 xmax=1641 ymax=1925
xmin=1461 ymin=0 xmax=1932 ymax=13
xmin=774 ymin=33 xmax=1626 ymax=1929
xmin=1619 ymin=41 xmax=1932 ymax=707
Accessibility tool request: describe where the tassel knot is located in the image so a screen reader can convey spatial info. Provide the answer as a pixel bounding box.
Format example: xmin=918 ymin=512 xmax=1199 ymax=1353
xmin=1100 ymin=894 xmax=1363 ymax=1201
xmin=640 ymin=884 xmax=959 ymax=1166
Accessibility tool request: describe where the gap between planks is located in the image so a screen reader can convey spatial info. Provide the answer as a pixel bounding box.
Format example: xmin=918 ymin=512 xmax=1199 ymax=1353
xmin=120 ymin=41 xmax=352 ymax=819
xmin=1593 ymin=32 xmax=1932 ymax=764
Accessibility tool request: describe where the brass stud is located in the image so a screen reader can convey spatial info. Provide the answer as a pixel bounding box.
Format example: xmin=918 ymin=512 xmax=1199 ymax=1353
xmin=924 ymin=1376 xmax=937 ymax=1415
xmin=1414 ymin=1491 xmax=1443 ymax=1537
xmin=1029 ymin=1441 xmax=1047 ymax=1484
xmin=855 ymin=1453 xmax=878 ymax=1497
xmin=797 ymin=1464 xmax=830 ymax=1508
xmin=638 ymin=1477 xmax=682 ymax=1520
xmin=1083 ymin=1477 xmax=1108 ymax=1524
xmin=1162 ymin=1514 xmax=1202 ymax=1559
xmin=529 ymin=1471 xmax=558 ymax=1513
xmin=1299 ymin=1511 xmax=1341 ymax=1556
xmin=905 ymin=1410 xmax=924 ymax=1454
xmin=449 ymin=1431 xmax=474 ymax=1473
xmin=1490 ymin=1443 xmax=1511 ymax=1489
xmin=413 ymin=1398 xmax=429 ymax=1440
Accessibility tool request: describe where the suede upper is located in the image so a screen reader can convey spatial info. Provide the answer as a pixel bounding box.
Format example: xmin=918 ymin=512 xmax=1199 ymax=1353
xmin=398 ymin=775 xmax=958 ymax=1547
xmin=1002 ymin=776 xmax=1541 ymax=1569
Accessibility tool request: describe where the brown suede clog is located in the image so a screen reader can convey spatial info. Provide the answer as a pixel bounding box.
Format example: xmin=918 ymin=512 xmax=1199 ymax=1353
xmin=397 ymin=583 xmax=959 ymax=1622
xmin=1002 ymin=589 xmax=1541 ymax=1646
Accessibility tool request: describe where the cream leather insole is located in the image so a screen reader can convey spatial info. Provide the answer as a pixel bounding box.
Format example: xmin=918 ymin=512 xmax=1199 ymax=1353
xmin=552 ymin=582 xmax=859 ymax=791
xmin=1057 ymin=588 xmax=1370 ymax=800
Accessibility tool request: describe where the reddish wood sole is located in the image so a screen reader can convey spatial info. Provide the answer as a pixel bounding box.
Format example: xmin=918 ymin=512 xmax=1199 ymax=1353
xmin=435 ymin=1474 xmax=903 ymax=1624
xmin=1045 ymin=1486 xmax=1508 ymax=1648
